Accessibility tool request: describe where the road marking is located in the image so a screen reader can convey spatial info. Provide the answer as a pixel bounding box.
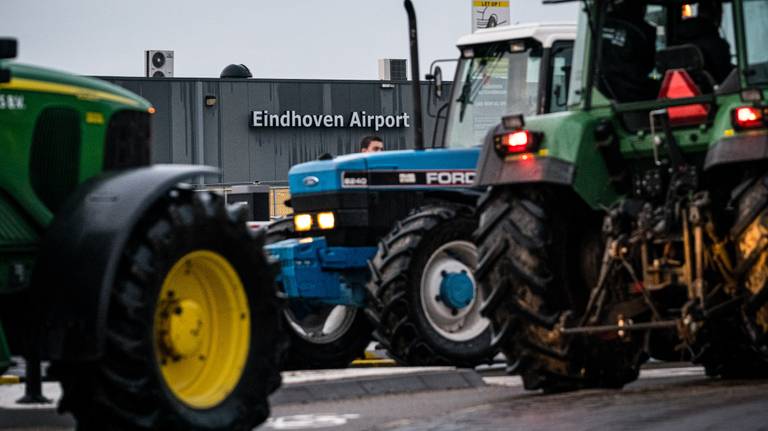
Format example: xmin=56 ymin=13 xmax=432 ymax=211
xmin=482 ymin=367 xmax=706 ymax=387
xmin=0 ymin=383 xmax=60 ymax=409
xmin=282 ymin=367 xmax=453 ymax=385
xmin=639 ymin=367 xmax=704 ymax=379
xmin=266 ymin=413 xmax=361 ymax=429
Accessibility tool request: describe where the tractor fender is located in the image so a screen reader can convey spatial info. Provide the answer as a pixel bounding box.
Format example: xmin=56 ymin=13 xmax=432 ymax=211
xmin=704 ymin=133 xmax=768 ymax=171
xmin=474 ymin=124 xmax=575 ymax=187
xmin=33 ymin=164 xmax=218 ymax=362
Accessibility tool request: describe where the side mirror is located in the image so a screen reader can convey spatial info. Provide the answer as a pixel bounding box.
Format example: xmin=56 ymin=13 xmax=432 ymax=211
xmin=0 ymin=39 xmax=16 ymax=84
xmin=0 ymin=39 xmax=17 ymax=60
xmin=432 ymin=66 xmax=444 ymax=100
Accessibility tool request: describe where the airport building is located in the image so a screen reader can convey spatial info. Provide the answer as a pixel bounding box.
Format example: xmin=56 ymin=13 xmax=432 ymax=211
xmin=102 ymin=75 xmax=444 ymax=186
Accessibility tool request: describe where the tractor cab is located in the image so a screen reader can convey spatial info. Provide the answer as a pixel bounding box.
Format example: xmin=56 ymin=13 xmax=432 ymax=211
xmin=572 ymin=0 xmax=768 ymax=132
xmin=439 ymin=23 xmax=576 ymax=149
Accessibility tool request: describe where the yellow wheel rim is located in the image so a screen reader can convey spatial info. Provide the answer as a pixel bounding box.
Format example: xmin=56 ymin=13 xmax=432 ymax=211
xmin=154 ymin=250 xmax=250 ymax=409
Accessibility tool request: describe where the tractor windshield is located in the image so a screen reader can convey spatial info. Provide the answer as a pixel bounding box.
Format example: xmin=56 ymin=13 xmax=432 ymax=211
xmin=445 ymin=42 xmax=542 ymax=149
xmin=744 ymin=0 xmax=768 ymax=85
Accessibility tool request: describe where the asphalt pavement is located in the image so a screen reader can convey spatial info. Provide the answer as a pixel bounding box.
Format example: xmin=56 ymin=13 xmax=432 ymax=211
xmin=2 ymin=365 xmax=768 ymax=431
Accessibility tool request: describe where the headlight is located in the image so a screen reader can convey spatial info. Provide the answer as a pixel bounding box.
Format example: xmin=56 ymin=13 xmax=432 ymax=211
xmin=317 ymin=212 xmax=335 ymax=230
xmin=294 ymin=214 xmax=313 ymax=232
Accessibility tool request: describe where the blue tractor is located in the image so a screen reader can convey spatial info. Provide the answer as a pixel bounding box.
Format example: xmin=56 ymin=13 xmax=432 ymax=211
xmin=266 ymin=2 xmax=576 ymax=369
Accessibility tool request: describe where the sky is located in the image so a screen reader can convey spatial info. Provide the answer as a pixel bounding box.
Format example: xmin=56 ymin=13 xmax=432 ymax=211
xmin=4 ymin=0 xmax=579 ymax=80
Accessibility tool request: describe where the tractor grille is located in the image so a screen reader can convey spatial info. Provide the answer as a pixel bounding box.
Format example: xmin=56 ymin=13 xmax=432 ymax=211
xmin=30 ymin=108 xmax=81 ymax=212
xmin=103 ymin=110 xmax=151 ymax=170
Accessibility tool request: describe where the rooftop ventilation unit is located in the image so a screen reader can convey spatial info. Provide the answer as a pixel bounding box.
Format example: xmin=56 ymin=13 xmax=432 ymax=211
xmin=145 ymin=50 xmax=174 ymax=78
xmin=378 ymin=59 xmax=407 ymax=81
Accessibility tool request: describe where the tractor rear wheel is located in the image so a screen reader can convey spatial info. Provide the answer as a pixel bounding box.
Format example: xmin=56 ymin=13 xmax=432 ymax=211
xmin=366 ymin=205 xmax=495 ymax=367
xmin=475 ymin=187 xmax=643 ymax=391
xmin=699 ymin=173 xmax=768 ymax=377
xmin=57 ymin=188 xmax=284 ymax=431
xmin=265 ymin=217 xmax=372 ymax=370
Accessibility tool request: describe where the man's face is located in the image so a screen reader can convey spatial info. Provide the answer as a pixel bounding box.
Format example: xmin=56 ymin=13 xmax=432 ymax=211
xmin=363 ymin=140 xmax=384 ymax=152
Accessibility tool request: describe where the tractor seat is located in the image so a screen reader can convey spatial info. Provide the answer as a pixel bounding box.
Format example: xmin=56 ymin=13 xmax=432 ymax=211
xmin=656 ymin=44 xmax=716 ymax=94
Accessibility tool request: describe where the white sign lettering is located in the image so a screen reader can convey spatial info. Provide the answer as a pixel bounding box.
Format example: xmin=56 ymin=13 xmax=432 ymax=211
xmin=426 ymin=171 xmax=476 ymax=185
xmin=251 ymin=110 xmax=411 ymax=131
xmin=0 ymin=94 xmax=25 ymax=110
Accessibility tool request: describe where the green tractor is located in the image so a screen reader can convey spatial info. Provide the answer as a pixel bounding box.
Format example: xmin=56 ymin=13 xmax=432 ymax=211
xmin=0 ymin=39 xmax=284 ymax=429
xmin=475 ymin=0 xmax=768 ymax=391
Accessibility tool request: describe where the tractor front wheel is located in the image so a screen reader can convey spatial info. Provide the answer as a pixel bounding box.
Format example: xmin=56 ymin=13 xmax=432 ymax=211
xmin=57 ymin=188 xmax=284 ymax=431
xmin=366 ymin=205 xmax=495 ymax=367
xmin=265 ymin=217 xmax=372 ymax=370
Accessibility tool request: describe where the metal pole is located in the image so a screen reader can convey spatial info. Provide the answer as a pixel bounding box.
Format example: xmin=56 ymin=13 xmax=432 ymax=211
xmin=16 ymin=351 xmax=50 ymax=404
xmin=404 ymin=0 xmax=425 ymax=150
xmin=560 ymin=320 xmax=678 ymax=335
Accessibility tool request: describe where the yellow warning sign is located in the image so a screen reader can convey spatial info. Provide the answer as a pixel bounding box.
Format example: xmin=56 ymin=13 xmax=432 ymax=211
xmin=473 ymin=1 xmax=509 ymax=6
xmin=472 ymin=0 xmax=510 ymax=32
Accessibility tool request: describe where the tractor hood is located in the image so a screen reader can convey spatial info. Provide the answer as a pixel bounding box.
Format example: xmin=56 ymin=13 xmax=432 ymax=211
xmin=288 ymin=148 xmax=480 ymax=195
xmin=0 ymin=61 xmax=151 ymax=110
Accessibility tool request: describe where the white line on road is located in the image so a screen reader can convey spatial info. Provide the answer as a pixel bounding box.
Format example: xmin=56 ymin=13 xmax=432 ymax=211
xmin=482 ymin=366 xmax=705 ymax=388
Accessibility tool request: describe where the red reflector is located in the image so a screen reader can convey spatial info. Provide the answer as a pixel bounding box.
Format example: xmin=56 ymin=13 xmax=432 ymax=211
xmin=734 ymin=106 xmax=764 ymax=129
xmin=501 ymin=131 xmax=531 ymax=153
xmin=658 ymin=69 xmax=709 ymax=126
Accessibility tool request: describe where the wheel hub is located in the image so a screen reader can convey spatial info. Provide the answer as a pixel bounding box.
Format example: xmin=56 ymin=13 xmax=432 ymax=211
xmin=439 ymin=271 xmax=475 ymax=310
xmin=160 ymin=299 xmax=205 ymax=358
xmin=420 ymin=240 xmax=490 ymax=342
xmin=154 ymin=250 xmax=251 ymax=409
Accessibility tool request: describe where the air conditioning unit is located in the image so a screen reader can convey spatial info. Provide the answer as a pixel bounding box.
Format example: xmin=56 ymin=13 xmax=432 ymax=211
xmin=145 ymin=50 xmax=174 ymax=78
xmin=378 ymin=59 xmax=407 ymax=81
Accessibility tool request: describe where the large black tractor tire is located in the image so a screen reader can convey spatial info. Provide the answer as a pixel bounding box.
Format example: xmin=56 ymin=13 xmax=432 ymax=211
xmin=56 ymin=188 xmax=285 ymax=431
xmin=698 ymin=173 xmax=768 ymax=378
xmin=366 ymin=205 xmax=496 ymax=367
xmin=265 ymin=217 xmax=373 ymax=370
xmin=474 ymin=187 xmax=643 ymax=392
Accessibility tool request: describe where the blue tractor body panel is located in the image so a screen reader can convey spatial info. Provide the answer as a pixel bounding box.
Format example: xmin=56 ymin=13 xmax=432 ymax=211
xmin=289 ymin=148 xmax=480 ymax=195
xmin=269 ymin=146 xmax=481 ymax=306
xmin=265 ymin=237 xmax=375 ymax=307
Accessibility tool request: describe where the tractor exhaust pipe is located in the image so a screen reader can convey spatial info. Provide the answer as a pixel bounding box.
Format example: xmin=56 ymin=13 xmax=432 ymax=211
xmin=404 ymin=0 xmax=425 ymax=151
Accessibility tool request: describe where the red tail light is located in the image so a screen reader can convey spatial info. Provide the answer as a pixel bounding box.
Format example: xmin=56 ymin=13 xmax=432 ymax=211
xmin=494 ymin=130 xmax=539 ymax=156
xmin=732 ymin=106 xmax=765 ymax=130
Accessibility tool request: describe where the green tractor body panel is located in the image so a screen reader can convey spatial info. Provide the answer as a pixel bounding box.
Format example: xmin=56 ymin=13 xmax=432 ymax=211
xmin=0 ymin=56 xmax=152 ymax=371
xmin=477 ymin=0 xmax=768 ymax=210
xmin=0 ymin=321 xmax=10 ymax=371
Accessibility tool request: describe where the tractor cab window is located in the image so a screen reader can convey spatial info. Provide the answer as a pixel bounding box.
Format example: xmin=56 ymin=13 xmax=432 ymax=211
xmin=548 ymin=42 xmax=574 ymax=113
xmin=597 ymin=0 xmax=737 ymax=104
xmin=743 ymin=0 xmax=768 ymax=84
xmin=445 ymin=41 xmax=542 ymax=149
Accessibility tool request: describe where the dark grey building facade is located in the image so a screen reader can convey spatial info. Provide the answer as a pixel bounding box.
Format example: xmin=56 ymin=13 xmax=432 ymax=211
xmin=103 ymin=77 xmax=445 ymax=183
